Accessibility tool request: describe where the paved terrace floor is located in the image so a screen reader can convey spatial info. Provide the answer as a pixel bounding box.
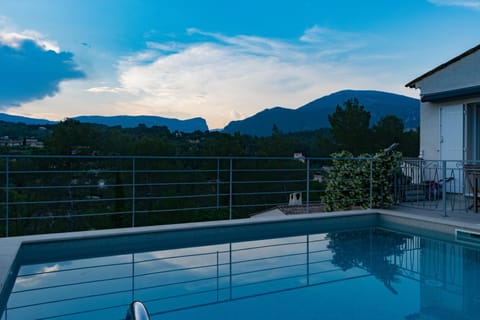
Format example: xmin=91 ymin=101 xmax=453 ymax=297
xmin=390 ymin=205 xmax=480 ymax=224
xmin=253 ymin=190 xmax=480 ymax=226
xmin=254 ymin=203 xmax=480 ymax=227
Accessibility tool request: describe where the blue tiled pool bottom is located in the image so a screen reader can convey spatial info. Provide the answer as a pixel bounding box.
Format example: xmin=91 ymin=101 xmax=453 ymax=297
xmin=2 ymin=228 xmax=479 ymax=320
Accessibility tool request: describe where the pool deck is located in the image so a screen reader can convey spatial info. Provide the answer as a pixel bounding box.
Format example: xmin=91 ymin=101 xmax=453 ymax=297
xmin=2 ymin=207 xmax=480 ymax=302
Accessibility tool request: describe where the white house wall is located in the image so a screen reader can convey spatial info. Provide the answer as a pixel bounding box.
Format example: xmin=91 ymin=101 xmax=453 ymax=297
xmin=420 ymin=101 xmax=465 ymax=191
xmin=420 ymin=102 xmax=440 ymax=160
xmin=420 ymin=97 xmax=480 ymax=161
xmin=419 ymin=100 xmax=461 ymax=161
xmin=415 ymin=50 xmax=480 ymax=94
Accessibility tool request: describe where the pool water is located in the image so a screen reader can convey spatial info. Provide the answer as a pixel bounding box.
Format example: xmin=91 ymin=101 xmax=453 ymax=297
xmin=1 ymin=227 xmax=479 ymax=319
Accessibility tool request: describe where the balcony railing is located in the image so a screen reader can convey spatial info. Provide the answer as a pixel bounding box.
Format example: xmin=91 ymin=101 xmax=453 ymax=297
xmin=0 ymin=155 xmax=477 ymax=237
xmin=395 ymin=159 xmax=474 ymax=213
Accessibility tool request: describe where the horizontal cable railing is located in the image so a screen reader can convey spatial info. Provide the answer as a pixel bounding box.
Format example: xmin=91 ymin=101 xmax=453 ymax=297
xmin=0 ymin=155 xmax=478 ymax=237
xmin=0 ymin=155 xmax=333 ymax=237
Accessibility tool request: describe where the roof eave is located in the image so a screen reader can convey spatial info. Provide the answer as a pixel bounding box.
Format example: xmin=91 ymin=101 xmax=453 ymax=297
xmin=421 ymin=85 xmax=480 ymax=103
xmin=405 ymin=44 xmax=480 ymax=89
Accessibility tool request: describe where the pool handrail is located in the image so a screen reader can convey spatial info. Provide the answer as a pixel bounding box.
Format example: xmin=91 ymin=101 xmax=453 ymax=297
xmin=125 ymin=301 xmax=150 ymax=320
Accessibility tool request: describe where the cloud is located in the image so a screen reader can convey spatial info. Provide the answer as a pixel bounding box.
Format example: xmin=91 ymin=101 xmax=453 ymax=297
xmin=84 ymin=26 xmax=399 ymax=129
xmin=0 ymin=30 xmax=60 ymax=52
xmin=87 ymin=86 xmax=128 ymax=94
xmin=427 ymin=0 xmax=480 ymax=9
xmin=300 ymin=25 xmax=365 ymax=49
xmin=0 ymin=31 xmax=85 ymax=108
xmin=14 ymin=264 xmax=60 ymax=289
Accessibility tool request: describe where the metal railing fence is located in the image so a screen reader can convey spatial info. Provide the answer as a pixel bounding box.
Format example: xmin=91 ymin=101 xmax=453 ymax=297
xmin=0 ymin=155 xmax=339 ymax=237
xmin=394 ymin=159 xmax=477 ymax=215
xmin=0 ymin=155 xmax=478 ymax=237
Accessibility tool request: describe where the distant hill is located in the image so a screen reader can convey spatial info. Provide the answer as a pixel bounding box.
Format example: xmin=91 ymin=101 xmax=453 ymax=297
xmin=0 ymin=113 xmax=209 ymax=133
xmin=223 ymin=90 xmax=419 ymax=136
xmin=72 ymin=115 xmax=209 ymax=132
xmin=0 ymin=90 xmax=418 ymax=136
xmin=0 ymin=113 xmax=55 ymax=125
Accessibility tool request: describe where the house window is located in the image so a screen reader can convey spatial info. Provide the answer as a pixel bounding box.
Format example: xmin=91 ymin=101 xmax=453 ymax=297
xmin=466 ymin=103 xmax=480 ymax=162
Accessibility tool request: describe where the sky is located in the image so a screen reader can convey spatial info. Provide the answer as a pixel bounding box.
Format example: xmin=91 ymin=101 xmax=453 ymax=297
xmin=1 ymin=0 xmax=480 ymax=129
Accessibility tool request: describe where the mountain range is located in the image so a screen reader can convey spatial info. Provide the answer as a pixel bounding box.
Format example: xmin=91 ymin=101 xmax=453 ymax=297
xmin=73 ymin=115 xmax=208 ymax=132
xmin=223 ymin=90 xmax=419 ymax=136
xmin=0 ymin=114 xmax=208 ymax=133
xmin=0 ymin=90 xmax=419 ymax=135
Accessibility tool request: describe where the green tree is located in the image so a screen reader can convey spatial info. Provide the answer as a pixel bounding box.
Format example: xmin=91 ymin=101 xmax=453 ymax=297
xmin=372 ymin=115 xmax=404 ymax=149
xmin=328 ymin=99 xmax=372 ymax=155
xmin=45 ymin=118 xmax=101 ymax=154
xmin=400 ymin=129 xmax=420 ymax=157
xmin=271 ymin=124 xmax=281 ymax=136
xmin=99 ymin=127 xmax=133 ymax=155
xmin=202 ymin=132 xmax=246 ymax=156
xmin=134 ymin=136 xmax=172 ymax=155
xmin=316 ymin=129 xmax=336 ymax=157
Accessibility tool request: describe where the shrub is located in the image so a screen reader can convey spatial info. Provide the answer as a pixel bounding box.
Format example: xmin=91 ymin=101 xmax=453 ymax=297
xmin=323 ymin=149 xmax=401 ymax=211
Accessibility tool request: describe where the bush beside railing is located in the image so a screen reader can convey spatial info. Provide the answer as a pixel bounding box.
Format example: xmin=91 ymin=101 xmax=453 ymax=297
xmin=322 ymin=150 xmax=402 ymax=211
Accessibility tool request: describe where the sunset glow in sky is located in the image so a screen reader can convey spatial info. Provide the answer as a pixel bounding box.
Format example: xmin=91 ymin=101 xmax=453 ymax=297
xmin=1 ymin=0 xmax=480 ymax=129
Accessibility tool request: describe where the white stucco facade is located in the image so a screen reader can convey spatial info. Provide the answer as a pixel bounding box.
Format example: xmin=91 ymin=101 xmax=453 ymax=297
xmin=419 ymin=101 xmax=440 ymax=160
xmin=407 ymin=45 xmax=480 ymax=162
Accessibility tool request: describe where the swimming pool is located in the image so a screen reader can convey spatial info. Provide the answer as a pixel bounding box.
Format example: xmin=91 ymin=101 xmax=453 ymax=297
xmin=1 ymin=213 xmax=479 ymax=319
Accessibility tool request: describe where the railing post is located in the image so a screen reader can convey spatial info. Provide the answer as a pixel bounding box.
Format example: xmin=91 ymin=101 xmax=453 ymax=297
xmin=216 ymin=251 xmax=219 ymax=302
xmin=229 ymin=243 xmax=233 ymax=299
xmin=306 ymin=234 xmax=310 ymax=285
xmin=132 ymin=157 xmax=136 ymax=227
xmin=131 ymin=253 xmax=135 ymax=302
xmin=229 ymin=158 xmax=233 ymax=220
xmin=369 ymin=158 xmax=373 ymax=209
xmin=216 ymin=158 xmax=220 ymax=209
xmin=5 ymin=156 xmax=9 ymax=237
xmin=442 ymin=160 xmax=447 ymax=217
xmin=306 ymin=159 xmax=310 ymax=214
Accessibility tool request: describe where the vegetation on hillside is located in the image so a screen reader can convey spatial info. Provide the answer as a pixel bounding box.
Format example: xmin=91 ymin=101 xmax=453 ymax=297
xmin=1 ymin=99 xmax=419 ymax=157
xmin=0 ymin=99 xmax=419 ymax=236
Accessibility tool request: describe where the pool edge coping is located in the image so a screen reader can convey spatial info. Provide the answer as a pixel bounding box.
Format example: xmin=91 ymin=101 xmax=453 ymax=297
xmin=0 ymin=209 xmax=371 ymax=297
xmin=2 ymin=208 xmax=480 ymax=306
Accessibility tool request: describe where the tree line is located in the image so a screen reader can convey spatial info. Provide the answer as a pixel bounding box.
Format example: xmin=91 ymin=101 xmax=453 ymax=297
xmin=0 ymin=98 xmax=419 ymax=236
xmin=2 ymin=98 xmax=419 ymax=158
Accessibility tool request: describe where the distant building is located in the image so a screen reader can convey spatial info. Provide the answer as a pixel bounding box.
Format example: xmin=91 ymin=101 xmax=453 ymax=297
xmin=25 ymin=138 xmax=44 ymax=148
xmin=313 ymin=171 xmax=323 ymax=183
xmin=0 ymin=136 xmax=44 ymax=149
xmin=293 ymin=152 xmax=305 ymax=163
